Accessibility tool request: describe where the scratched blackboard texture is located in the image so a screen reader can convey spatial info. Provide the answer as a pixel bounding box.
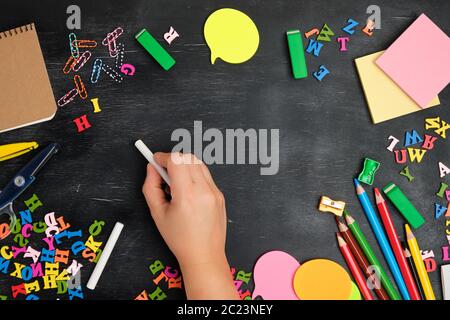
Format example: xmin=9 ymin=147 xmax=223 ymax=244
xmin=0 ymin=0 xmax=449 ymax=300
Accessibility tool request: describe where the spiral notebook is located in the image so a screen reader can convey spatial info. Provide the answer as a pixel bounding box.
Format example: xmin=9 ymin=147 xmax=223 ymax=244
xmin=0 ymin=23 xmax=56 ymax=133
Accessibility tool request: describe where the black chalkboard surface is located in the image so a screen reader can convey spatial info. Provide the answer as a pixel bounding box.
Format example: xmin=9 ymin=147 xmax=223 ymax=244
xmin=0 ymin=0 xmax=449 ymax=300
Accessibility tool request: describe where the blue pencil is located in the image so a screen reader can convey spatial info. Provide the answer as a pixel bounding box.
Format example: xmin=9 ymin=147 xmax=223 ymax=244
xmin=353 ymin=179 xmax=410 ymax=300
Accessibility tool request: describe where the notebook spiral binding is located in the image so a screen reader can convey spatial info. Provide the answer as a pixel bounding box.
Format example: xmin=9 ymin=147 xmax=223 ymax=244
xmin=0 ymin=23 xmax=34 ymax=40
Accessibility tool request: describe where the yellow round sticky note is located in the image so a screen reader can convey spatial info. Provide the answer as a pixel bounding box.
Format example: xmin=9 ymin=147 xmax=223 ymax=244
xmin=293 ymin=259 xmax=353 ymax=300
xmin=348 ymin=282 xmax=362 ymax=300
xmin=204 ymin=8 xmax=259 ymax=64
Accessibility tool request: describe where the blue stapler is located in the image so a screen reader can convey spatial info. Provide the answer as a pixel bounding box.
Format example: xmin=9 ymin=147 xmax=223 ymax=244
xmin=0 ymin=143 xmax=59 ymax=239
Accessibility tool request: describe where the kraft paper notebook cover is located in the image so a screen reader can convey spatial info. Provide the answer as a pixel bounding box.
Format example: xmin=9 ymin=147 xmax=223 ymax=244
xmin=0 ymin=23 xmax=56 ymax=133
xmin=355 ymin=51 xmax=440 ymax=124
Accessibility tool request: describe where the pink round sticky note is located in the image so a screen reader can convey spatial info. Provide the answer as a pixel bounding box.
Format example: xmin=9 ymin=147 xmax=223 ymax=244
xmin=252 ymin=250 xmax=300 ymax=300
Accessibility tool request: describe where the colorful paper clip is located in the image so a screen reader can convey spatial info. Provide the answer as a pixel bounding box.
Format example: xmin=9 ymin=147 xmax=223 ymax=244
xmin=102 ymin=27 xmax=123 ymax=58
xmin=101 ymin=64 xmax=123 ymax=83
xmin=63 ymin=56 xmax=76 ymax=74
xmin=74 ymin=75 xmax=88 ymax=99
xmin=91 ymin=59 xmax=103 ymax=84
xmin=72 ymin=51 xmax=92 ymax=72
xmin=318 ymin=196 xmax=346 ymax=216
xmin=74 ymin=40 xmax=97 ymax=48
xmin=69 ymin=33 xmax=79 ymax=58
xmin=57 ymin=88 xmax=79 ymax=107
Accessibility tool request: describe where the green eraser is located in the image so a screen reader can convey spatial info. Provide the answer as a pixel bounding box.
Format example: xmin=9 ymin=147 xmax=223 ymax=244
xmin=135 ymin=28 xmax=175 ymax=71
xmin=383 ymin=183 xmax=425 ymax=229
xmin=286 ymin=30 xmax=307 ymax=79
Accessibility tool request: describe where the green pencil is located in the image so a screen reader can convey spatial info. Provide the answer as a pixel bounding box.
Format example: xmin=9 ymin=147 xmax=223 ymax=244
xmin=344 ymin=211 xmax=401 ymax=300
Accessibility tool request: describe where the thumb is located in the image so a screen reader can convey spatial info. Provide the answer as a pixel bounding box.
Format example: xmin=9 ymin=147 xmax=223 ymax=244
xmin=142 ymin=163 xmax=169 ymax=220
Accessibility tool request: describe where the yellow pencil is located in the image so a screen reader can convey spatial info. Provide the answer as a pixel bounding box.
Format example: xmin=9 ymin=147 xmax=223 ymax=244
xmin=405 ymin=224 xmax=435 ymax=300
xmin=0 ymin=142 xmax=39 ymax=162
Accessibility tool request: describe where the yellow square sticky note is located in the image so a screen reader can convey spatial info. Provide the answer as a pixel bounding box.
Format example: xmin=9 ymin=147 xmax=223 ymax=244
xmin=355 ymin=51 xmax=440 ymax=124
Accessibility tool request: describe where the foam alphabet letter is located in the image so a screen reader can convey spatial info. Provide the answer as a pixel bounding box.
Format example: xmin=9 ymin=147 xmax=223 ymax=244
xmin=235 ymin=270 xmax=252 ymax=284
xmin=68 ymin=287 xmax=84 ymax=300
xmin=404 ymin=130 xmax=423 ymax=147
xmin=304 ymin=28 xmax=319 ymax=38
xmin=56 ymin=216 xmax=71 ymax=232
xmin=399 ymin=166 xmax=414 ymax=182
xmin=407 ymin=148 xmax=426 ymax=163
xmin=443 ymin=246 xmax=450 ymax=261
xmin=342 ymin=18 xmax=359 ymax=35
xmin=24 ymin=194 xmax=43 ymax=213
xmin=71 ymin=241 xmax=86 ymax=255
xmin=168 ymin=276 xmax=183 ymax=289
xmin=164 ymin=26 xmax=179 ymax=45
xmin=149 ymin=260 xmax=165 ymax=275
xmin=149 ymin=287 xmax=167 ymax=300
xmin=425 ymin=117 xmax=441 ymax=130
xmin=73 ymin=115 xmax=92 ymax=133
xmin=386 ymin=135 xmax=400 ymax=152
xmin=439 ymin=162 xmax=450 ymax=178
xmin=24 ymin=246 xmax=41 ymax=263
xmin=435 ymin=121 xmax=450 ymax=139
xmin=19 ymin=210 xmax=32 ymax=225
xmin=40 ymin=249 xmax=55 ymax=263
xmin=437 ymin=182 xmax=448 ymax=198
xmin=317 ymin=24 xmax=335 ymax=42
xmin=423 ymin=258 xmax=436 ymax=273
xmin=88 ymin=220 xmax=105 ymax=237
xmin=43 ymin=275 xmax=57 ymax=289
xmin=91 ymin=98 xmax=101 ymax=113
xmin=11 ymin=284 xmax=26 ymax=298
xmin=305 ymin=39 xmax=324 ymax=57
xmin=436 ymin=203 xmax=447 ymax=219
xmin=421 ymin=134 xmax=437 ymax=150
xmin=362 ymin=19 xmax=375 ymax=36
xmin=394 ymin=149 xmax=407 ymax=164
xmin=67 ymin=259 xmax=83 ymax=276
xmin=0 ymin=258 xmax=10 ymax=274
xmin=85 ymin=235 xmax=102 ymax=253
xmin=337 ymin=37 xmax=349 ymax=51
xmin=135 ymin=290 xmax=149 ymax=300
xmin=313 ymin=65 xmax=330 ymax=81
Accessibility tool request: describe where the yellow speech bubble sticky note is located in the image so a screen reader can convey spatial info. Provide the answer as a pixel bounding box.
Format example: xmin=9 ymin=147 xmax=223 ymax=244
xmin=292 ymin=259 xmax=353 ymax=300
xmin=204 ymin=8 xmax=259 ymax=64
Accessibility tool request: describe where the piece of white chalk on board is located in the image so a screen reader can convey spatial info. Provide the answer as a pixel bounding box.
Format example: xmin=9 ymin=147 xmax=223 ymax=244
xmin=86 ymin=222 xmax=124 ymax=290
xmin=135 ymin=139 xmax=171 ymax=186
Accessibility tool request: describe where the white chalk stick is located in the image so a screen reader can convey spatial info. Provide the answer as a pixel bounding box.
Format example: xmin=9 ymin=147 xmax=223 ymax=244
xmin=135 ymin=139 xmax=171 ymax=186
xmin=442 ymin=264 xmax=450 ymax=300
xmin=86 ymin=222 xmax=124 ymax=290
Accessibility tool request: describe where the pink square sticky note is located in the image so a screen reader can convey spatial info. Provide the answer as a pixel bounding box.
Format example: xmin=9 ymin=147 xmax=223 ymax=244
xmin=376 ymin=14 xmax=450 ymax=108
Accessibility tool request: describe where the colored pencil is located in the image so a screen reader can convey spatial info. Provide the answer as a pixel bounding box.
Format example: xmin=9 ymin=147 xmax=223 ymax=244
xmin=374 ymin=188 xmax=421 ymax=300
xmin=353 ymin=179 xmax=410 ymax=300
xmin=344 ymin=211 xmax=401 ymax=300
xmin=336 ymin=217 xmax=389 ymax=300
xmin=337 ymin=233 xmax=374 ymax=300
xmin=402 ymin=242 xmax=425 ymax=300
xmin=405 ymin=224 xmax=435 ymax=300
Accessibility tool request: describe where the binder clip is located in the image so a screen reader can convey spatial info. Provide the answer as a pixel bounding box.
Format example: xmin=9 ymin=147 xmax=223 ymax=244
xmin=318 ymin=196 xmax=346 ymax=216
xmin=0 ymin=143 xmax=59 ymax=239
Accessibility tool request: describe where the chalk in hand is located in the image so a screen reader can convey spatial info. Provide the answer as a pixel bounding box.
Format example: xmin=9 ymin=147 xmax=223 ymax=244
xmin=135 ymin=139 xmax=171 ymax=187
xmin=86 ymin=222 xmax=124 ymax=290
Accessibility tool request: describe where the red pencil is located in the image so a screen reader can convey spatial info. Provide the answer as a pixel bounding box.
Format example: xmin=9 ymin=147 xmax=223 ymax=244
xmin=374 ymin=188 xmax=421 ymax=300
xmin=337 ymin=232 xmax=374 ymax=300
